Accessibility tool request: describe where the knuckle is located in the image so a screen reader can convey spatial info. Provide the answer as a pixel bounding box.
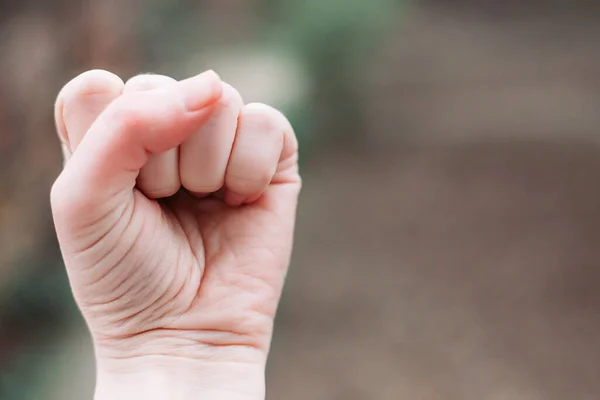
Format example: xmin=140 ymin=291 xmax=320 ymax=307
xmin=55 ymin=70 xmax=124 ymax=144
xmin=124 ymin=74 xmax=176 ymax=93
xmin=220 ymin=83 xmax=244 ymax=114
xmin=241 ymin=103 xmax=280 ymax=134
xmin=108 ymin=95 xmax=145 ymax=131
xmin=59 ymin=70 xmax=123 ymax=103
xmin=241 ymin=103 xmax=295 ymax=140
xmin=243 ymin=103 xmax=287 ymax=122
xmin=244 ymin=103 xmax=298 ymax=156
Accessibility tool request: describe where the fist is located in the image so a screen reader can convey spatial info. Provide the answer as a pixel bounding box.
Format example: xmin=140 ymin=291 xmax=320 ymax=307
xmin=51 ymin=70 xmax=301 ymax=400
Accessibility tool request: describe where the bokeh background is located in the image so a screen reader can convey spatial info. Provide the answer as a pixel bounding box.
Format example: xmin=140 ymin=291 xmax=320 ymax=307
xmin=2 ymin=1 xmax=600 ymax=399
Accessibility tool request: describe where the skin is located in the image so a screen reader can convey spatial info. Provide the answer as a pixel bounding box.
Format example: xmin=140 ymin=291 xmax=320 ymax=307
xmin=51 ymin=69 xmax=301 ymax=400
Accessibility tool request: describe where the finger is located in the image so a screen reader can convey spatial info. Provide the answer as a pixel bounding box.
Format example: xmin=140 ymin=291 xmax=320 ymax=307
xmin=51 ymin=70 xmax=223 ymax=221
xmin=123 ymin=74 xmax=181 ymax=198
xmin=180 ymin=83 xmax=243 ymax=196
xmin=223 ymin=103 xmax=291 ymax=206
xmin=55 ymin=70 xmax=124 ymax=160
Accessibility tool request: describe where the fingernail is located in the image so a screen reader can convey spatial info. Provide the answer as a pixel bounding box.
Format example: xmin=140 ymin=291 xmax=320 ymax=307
xmin=225 ymin=191 xmax=246 ymax=207
xmin=180 ymin=70 xmax=222 ymax=111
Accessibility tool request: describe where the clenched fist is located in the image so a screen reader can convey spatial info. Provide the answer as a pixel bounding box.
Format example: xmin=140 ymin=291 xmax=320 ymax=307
xmin=51 ymin=70 xmax=301 ymax=400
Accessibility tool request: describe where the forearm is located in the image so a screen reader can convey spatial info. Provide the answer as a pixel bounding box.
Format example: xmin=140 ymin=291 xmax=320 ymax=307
xmin=94 ymin=357 xmax=265 ymax=400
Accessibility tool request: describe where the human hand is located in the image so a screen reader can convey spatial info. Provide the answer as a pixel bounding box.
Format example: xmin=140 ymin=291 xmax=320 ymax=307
xmin=51 ymin=70 xmax=301 ymax=400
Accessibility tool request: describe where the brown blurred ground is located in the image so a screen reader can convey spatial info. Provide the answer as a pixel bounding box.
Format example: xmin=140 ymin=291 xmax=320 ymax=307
xmin=266 ymin=5 xmax=600 ymax=399
xmin=5 ymin=2 xmax=600 ymax=399
xmin=269 ymin=140 xmax=600 ymax=400
xmin=274 ymin=4 xmax=600 ymax=399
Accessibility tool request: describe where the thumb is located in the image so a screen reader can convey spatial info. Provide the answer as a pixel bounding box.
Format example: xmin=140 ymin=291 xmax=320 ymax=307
xmin=51 ymin=70 xmax=222 ymax=226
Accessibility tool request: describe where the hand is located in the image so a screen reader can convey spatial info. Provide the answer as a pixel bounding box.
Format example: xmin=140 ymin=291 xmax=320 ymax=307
xmin=51 ymin=70 xmax=301 ymax=400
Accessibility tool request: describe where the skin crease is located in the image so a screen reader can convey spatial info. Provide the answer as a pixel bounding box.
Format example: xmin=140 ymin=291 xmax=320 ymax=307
xmin=51 ymin=70 xmax=301 ymax=400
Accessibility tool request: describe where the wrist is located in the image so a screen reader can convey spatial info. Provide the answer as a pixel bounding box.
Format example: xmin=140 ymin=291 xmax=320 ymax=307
xmin=94 ymin=355 xmax=265 ymax=400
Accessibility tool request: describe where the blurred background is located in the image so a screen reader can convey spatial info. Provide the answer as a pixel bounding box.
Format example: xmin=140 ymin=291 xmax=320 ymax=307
xmin=1 ymin=0 xmax=600 ymax=398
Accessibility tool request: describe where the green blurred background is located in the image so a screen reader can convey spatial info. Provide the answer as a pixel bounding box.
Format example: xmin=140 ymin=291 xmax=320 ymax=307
xmin=2 ymin=1 xmax=600 ymax=399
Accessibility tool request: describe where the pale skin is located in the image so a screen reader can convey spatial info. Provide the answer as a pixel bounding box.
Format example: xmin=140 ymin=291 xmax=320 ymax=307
xmin=51 ymin=69 xmax=301 ymax=400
